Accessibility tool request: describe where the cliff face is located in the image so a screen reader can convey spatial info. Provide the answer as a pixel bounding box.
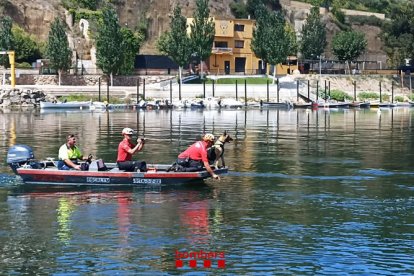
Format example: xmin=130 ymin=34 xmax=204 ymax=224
xmin=1 ymin=0 xmax=234 ymax=54
xmin=1 ymin=0 xmax=385 ymax=60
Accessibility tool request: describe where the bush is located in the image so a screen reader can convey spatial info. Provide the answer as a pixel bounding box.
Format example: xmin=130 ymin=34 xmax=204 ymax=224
xmin=16 ymin=62 xmax=32 ymax=68
xmin=319 ymin=89 xmax=352 ymax=101
xmin=409 ymin=93 xmax=414 ymax=101
xmin=394 ymin=95 xmax=404 ymax=102
xmin=358 ymin=91 xmax=379 ymax=100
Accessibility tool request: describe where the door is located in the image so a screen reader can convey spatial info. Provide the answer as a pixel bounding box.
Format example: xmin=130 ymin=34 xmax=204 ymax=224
xmin=235 ymin=57 xmax=246 ymax=73
xmin=258 ymin=60 xmax=267 ymax=74
xmin=224 ymin=61 xmax=230 ymax=75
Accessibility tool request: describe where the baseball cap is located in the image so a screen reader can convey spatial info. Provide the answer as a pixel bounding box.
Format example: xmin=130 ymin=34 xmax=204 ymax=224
xmin=203 ymin=133 xmax=215 ymax=142
xmin=122 ymin=128 xmax=135 ymax=135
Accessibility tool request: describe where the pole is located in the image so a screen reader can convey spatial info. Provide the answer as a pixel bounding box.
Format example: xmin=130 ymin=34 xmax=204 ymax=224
xmin=143 ymin=78 xmax=146 ymax=101
xmin=296 ymin=80 xmax=299 ymax=102
xmin=212 ymin=79 xmax=215 ymax=97
xmin=267 ymin=80 xmax=269 ymax=102
xmin=106 ymin=78 xmax=109 ymax=103
xmin=136 ymin=78 xmax=139 ymax=103
xmin=353 ymin=81 xmax=356 ymax=101
xmin=324 ymin=79 xmax=327 ymax=100
xmin=170 ymin=80 xmax=173 ymax=103
xmin=391 ymin=81 xmax=394 ymax=103
xmin=98 ymin=77 xmax=101 ymax=102
xmin=277 ymin=78 xmax=280 ymax=103
xmin=307 ymin=80 xmax=310 ymax=100
xmin=9 ymin=51 xmax=15 ymax=88
xmin=379 ymin=81 xmax=382 ymax=103
xmin=319 ymin=55 xmax=322 ymax=75
xmin=235 ymin=80 xmax=238 ymax=101
xmin=244 ymin=79 xmax=247 ymax=107
xmin=179 ymin=79 xmax=181 ymax=100
xmin=316 ymin=80 xmax=319 ymax=102
xmin=203 ymin=79 xmax=206 ymax=98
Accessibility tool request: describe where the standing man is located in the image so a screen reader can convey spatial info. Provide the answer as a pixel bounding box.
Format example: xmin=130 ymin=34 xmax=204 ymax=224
xmin=58 ymin=134 xmax=90 ymax=170
xmin=117 ymin=128 xmax=146 ymax=172
xmin=176 ymin=133 xmax=220 ymax=180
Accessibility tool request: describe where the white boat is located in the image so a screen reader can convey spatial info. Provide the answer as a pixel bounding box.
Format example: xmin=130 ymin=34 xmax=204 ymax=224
xmin=40 ymin=101 xmax=91 ymax=109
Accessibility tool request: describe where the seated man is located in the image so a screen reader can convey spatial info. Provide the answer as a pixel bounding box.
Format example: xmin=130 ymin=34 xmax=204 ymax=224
xmin=58 ymin=134 xmax=90 ymax=170
xmin=117 ymin=127 xmax=147 ymax=172
xmin=175 ymin=133 xmax=220 ymax=180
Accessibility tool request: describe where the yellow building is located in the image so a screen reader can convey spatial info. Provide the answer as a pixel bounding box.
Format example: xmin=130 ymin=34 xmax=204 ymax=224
xmin=187 ymin=18 xmax=297 ymax=75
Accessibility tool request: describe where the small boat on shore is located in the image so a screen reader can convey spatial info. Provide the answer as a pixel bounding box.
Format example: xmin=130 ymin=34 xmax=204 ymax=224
xmin=40 ymin=101 xmax=92 ymax=109
xmin=259 ymin=100 xmax=292 ymax=109
xmin=349 ymin=101 xmax=370 ymax=108
xmin=7 ymin=145 xmax=227 ymax=187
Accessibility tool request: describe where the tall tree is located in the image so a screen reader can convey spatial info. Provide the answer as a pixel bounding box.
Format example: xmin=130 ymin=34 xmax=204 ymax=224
xmin=45 ymin=18 xmax=72 ymax=85
xmin=251 ymin=5 xmax=269 ymax=73
xmin=299 ymin=6 xmax=327 ymax=60
xmin=119 ymin=27 xmax=143 ymax=75
xmin=382 ymin=2 xmax=414 ymax=67
xmin=252 ymin=7 xmax=290 ymax=83
xmin=0 ymin=16 xmax=14 ymax=68
xmin=189 ymin=0 xmax=215 ymax=78
xmin=95 ymin=5 xmax=123 ymax=85
xmin=12 ymin=25 xmax=41 ymax=63
xmin=332 ymin=30 xmax=367 ymax=74
xmin=157 ymin=5 xmax=192 ymax=86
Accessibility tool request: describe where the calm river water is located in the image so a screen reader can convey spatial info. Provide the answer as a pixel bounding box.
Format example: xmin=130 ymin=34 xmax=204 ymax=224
xmin=0 ymin=107 xmax=414 ymax=274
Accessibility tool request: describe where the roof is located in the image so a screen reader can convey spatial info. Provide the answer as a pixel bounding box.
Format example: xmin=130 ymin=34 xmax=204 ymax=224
xmin=134 ymin=55 xmax=179 ymax=69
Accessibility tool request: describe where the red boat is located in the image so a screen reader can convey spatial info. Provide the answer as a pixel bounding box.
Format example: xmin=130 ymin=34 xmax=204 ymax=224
xmin=7 ymin=145 xmax=228 ymax=187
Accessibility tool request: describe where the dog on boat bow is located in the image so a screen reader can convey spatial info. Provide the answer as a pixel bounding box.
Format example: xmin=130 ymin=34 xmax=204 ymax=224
xmin=207 ymin=131 xmax=233 ymax=168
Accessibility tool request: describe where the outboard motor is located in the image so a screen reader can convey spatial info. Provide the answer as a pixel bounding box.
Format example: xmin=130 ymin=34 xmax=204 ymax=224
xmin=7 ymin=144 xmax=35 ymax=173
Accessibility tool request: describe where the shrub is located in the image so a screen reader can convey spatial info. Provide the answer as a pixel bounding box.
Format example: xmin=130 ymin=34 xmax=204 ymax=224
xmin=394 ymin=95 xmax=404 ymax=102
xmin=409 ymin=93 xmax=414 ymax=101
xmin=319 ymin=89 xmax=352 ymax=101
xmin=16 ymin=62 xmax=32 ymax=68
xmin=358 ymin=91 xmax=379 ymax=100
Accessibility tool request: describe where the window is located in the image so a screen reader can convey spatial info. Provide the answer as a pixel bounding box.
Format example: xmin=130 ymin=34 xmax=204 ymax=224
xmin=235 ymin=40 xmax=244 ymax=48
xmin=214 ymin=41 xmax=228 ymax=48
xmin=234 ymin=24 xmax=245 ymax=32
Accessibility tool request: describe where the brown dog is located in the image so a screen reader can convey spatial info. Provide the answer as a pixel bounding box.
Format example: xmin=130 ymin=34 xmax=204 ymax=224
xmin=207 ymin=131 xmax=233 ymax=168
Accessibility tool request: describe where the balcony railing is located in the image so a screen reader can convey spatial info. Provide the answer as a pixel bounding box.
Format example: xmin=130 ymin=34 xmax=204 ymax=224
xmin=212 ymin=47 xmax=233 ymax=55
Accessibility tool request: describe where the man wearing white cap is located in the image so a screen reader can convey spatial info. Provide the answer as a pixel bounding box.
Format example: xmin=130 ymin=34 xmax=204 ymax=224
xmin=117 ymin=127 xmax=146 ymax=172
xmin=175 ymin=133 xmax=220 ymax=180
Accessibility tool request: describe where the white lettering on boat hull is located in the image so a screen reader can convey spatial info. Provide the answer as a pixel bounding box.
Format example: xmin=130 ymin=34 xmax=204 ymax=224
xmin=133 ymin=178 xmax=162 ymax=184
xmin=86 ymin=177 xmax=110 ymax=184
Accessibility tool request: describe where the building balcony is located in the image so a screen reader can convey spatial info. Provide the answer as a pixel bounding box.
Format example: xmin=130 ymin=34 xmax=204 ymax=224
xmin=212 ymin=47 xmax=233 ymax=55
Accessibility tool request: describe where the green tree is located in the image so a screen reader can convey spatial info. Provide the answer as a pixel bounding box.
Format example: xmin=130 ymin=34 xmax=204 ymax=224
xmin=0 ymin=16 xmax=14 ymax=67
xmin=332 ymin=30 xmax=367 ymax=73
xmin=252 ymin=7 xmax=290 ymax=83
xmin=285 ymin=23 xmax=298 ymax=56
xmin=157 ymin=5 xmax=192 ymax=86
xmin=189 ymin=0 xmax=215 ymax=78
xmin=300 ymin=6 xmax=327 ymax=60
xmin=45 ymin=18 xmax=72 ymax=85
xmin=95 ymin=5 xmax=123 ymax=85
xmin=119 ymin=27 xmax=143 ymax=75
xmin=382 ymin=2 xmax=414 ymax=67
xmin=12 ymin=25 xmax=41 ymax=63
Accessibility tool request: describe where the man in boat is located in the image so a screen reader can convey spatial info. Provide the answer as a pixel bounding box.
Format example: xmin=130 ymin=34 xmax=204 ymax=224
xmin=58 ymin=134 xmax=91 ymax=170
xmin=175 ymin=133 xmax=220 ymax=180
xmin=117 ymin=128 xmax=147 ymax=172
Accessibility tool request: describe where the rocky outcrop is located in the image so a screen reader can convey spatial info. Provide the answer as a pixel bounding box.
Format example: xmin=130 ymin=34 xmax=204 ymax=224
xmin=0 ymin=88 xmax=56 ymax=107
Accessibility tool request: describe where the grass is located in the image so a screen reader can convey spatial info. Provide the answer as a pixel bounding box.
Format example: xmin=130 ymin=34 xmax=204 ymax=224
xmin=58 ymin=94 xmax=128 ymax=104
xmin=185 ymin=77 xmax=273 ymax=85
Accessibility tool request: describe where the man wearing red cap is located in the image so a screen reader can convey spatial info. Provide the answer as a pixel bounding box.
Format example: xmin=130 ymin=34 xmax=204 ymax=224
xmin=175 ymin=133 xmax=220 ymax=180
xmin=117 ymin=127 xmax=146 ymax=172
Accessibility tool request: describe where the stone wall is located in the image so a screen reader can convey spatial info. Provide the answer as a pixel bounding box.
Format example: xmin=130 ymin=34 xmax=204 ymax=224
xmin=0 ymin=74 xmax=175 ymax=86
xmin=0 ymin=88 xmax=56 ymax=107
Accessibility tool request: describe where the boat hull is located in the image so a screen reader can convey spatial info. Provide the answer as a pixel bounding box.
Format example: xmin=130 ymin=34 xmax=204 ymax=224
xmin=14 ymin=165 xmax=228 ymax=187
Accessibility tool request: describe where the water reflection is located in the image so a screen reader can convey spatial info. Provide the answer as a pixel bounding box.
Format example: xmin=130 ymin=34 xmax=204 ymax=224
xmin=1 ymin=108 xmax=414 ymax=274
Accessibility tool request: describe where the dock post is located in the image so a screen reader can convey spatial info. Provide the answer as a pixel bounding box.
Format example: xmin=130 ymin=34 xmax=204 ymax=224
xmin=353 ymin=81 xmax=356 ymax=101
xmin=212 ymin=79 xmax=215 ymax=97
xmin=244 ymin=79 xmax=247 ymax=107
xmin=296 ymin=80 xmax=299 ymax=102
xmin=391 ymin=81 xmax=394 ymax=103
xmin=235 ymin=80 xmax=238 ymax=101
xmin=98 ymin=77 xmax=101 ymax=102
xmin=379 ymin=81 xmax=382 ymax=103
xmin=143 ymin=78 xmax=146 ymax=101
xmin=170 ymin=80 xmax=173 ymax=103
xmin=277 ymin=78 xmax=280 ymax=103
xmin=267 ymin=80 xmax=269 ymax=102
xmin=203 ymin=79 xmax=206 ymax=98
xmin=316 ymin=80 xmax=319 ymax=102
